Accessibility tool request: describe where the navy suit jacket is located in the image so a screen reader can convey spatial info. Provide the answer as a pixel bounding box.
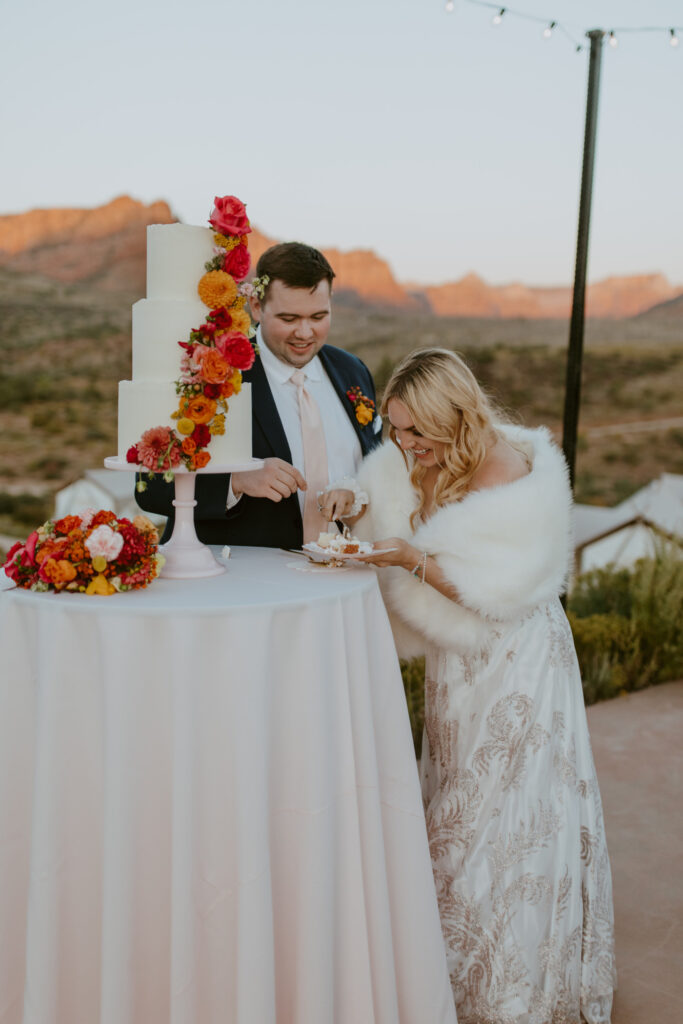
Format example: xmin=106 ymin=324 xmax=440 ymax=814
xmin=136 ymin=345 xmax=381 ymax=549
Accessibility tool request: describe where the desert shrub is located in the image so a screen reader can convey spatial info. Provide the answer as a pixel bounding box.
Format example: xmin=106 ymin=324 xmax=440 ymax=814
xmin=568 ymin=546 xmax=683 ymax=703
xmin=0 ymin=492 xmax=51 ymax=532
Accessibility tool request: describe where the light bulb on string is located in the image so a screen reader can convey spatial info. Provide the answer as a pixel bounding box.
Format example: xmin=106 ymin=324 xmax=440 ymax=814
xmin=445 ymin=1 xmax=454 ymax=12
xmin=543 ymin=21 xmax=556 ymax=39
xmin=492 ymin=7 xmax=505 ymax=26
xmin=608 ymin=31 xmax=618 ymax=48
xmin=670 ymin=29 xmax=679 ymax=47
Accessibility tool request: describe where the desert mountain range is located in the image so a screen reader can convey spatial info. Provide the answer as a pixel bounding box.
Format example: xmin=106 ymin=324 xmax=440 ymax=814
xmin=0 ymin=195 xmax=681 ymax=319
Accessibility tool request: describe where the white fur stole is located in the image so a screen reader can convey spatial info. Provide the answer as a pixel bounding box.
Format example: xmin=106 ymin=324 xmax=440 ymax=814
xmin=356 ymin=425 xmax=573 ymax=658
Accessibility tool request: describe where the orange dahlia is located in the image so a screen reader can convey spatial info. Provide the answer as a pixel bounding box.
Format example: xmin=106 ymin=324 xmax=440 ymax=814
xmin=198 ymin=270 xmax=238 ymax=309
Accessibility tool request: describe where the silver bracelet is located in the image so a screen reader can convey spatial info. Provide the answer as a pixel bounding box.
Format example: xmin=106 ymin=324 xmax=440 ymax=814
xmin=410 ymin=551 xmax=427 ymax=583
xmin=323 ymin=476 xmax=368 ymax=517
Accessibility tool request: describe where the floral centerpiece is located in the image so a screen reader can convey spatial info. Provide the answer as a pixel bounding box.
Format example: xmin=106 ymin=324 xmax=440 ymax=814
xmin=3 ymin=510 xmax=163 ymax=595
xmin=127 ymin=195 xmax=260 ymax=482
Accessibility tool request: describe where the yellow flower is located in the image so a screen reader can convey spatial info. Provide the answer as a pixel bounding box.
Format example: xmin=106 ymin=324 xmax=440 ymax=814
xmin=198 ymin=270 xmax=238 ymax=309
xmin=355 ymin=403 xmax=373 ymax=426
xmin=86 ymin=573 xmax=116 ymax=596
xmin=91 ymin=555 xmax=107 ymax=572
xmin=230 ymin=308 xmax=252 ymax=334
xmin=209 ymin=413 xmax=226 ymax=435
xmin=176 ymin=417 xmax=196 ymax=435
xmin=230 ymin=370 xmax=242 ymax=394
xmin=213 ymin=232 xmax=241 ymax=250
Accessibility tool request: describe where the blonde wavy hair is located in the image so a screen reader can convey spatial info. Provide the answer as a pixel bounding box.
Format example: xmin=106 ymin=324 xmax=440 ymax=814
xmin=381 ymin=348 xmax=507 ymax=525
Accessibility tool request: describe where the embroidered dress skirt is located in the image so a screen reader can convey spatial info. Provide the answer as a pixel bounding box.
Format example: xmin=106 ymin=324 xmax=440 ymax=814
xmin=420 ymin=598 xmax=616 ymax=1024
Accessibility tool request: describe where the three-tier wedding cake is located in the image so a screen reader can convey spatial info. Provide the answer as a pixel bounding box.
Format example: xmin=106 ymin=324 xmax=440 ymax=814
xmin=118 ymin=218 xmax=252 ymax=465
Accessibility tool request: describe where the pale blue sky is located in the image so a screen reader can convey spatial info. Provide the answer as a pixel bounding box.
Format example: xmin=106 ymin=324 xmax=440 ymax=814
xmin=1 ymin=0 xmax=681 ymax=286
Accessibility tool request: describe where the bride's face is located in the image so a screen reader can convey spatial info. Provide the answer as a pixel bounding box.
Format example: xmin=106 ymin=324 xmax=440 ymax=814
xmin=387 ymin=398 xmax=445 ymax=468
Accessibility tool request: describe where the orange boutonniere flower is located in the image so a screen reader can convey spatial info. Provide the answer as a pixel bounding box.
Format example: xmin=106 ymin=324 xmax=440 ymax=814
xmin=346 ymin=385 xmax=376 ymax=426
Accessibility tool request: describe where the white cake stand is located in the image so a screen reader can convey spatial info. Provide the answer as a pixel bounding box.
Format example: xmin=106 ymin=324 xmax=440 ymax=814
xmin=104 ymin=456 xmax=264 ymax=579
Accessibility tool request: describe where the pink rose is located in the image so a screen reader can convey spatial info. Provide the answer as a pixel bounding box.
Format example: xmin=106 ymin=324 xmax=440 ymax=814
xmin=222 ymin=244 xmax=251 ymax=282
xmin=3 ymin=531 xmax=39 ymax=582
xmin=24 ymin=530 xmax=39 ymax=563
xmin=209 ymin=195 xmax=251 ymax=237
xmin=85 ymin=524 xmax=124 ymax=562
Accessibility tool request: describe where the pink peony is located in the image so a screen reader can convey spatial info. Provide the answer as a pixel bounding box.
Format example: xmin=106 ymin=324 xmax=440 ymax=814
xmin=209 ymin=195 xmax=251 ymax=237
xmin=85 ymin=525 xmax=124 ymax=562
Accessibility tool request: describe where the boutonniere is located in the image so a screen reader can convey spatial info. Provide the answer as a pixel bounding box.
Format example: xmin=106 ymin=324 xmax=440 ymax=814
xmin=346 ymin=385 xmax=375 ymax=426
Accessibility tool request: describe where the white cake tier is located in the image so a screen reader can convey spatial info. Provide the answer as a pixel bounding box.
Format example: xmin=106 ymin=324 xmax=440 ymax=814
xmin=146 ymin=224 xmax=216 ymax=304
xmin=132 ymin=297 xmax=208 ymax=380
xmin=118 ymin=381 xmax=252 ymax=465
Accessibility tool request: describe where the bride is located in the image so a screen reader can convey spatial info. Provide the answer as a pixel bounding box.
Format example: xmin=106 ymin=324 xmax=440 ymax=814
xmin=322 ymin=348 xmax=616 ymax=1024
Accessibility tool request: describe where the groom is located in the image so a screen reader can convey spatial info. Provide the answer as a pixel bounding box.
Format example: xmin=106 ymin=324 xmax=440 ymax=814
xmin=136 ymin=242 xmax=382 ymax=549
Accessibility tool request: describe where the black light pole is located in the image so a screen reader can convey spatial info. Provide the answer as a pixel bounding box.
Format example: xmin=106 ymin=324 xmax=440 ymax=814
xmin=562 ymin=29 xmax=605 ymax=489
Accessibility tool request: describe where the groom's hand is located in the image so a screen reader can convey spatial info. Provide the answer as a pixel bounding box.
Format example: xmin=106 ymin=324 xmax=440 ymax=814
xmin=231 ymin=458 xmax=307 ymax=503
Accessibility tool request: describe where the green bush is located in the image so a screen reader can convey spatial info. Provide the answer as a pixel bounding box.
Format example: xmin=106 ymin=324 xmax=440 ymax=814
xmin=0 ymin=492 xmax=51 ymax=533
xmin=568 ymin=546 xmax=683 ymax=702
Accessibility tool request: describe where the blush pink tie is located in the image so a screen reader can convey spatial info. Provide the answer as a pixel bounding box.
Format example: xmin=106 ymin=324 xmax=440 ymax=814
xmin=291 ymin=369 xmax=329 ymax=543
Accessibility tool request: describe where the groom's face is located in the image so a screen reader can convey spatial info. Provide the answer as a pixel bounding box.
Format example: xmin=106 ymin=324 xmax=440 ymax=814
xmin=250 ymin=279 xmax=332 ymax=368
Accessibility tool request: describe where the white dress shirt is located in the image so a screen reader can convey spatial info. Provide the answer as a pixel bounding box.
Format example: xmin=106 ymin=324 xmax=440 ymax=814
xmin=228 ymin=328 xmax=363 ymax=514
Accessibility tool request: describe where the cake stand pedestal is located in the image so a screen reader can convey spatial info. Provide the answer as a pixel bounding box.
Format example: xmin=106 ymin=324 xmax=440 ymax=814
xmin=104 ymin=456 xmax=264 ymax=579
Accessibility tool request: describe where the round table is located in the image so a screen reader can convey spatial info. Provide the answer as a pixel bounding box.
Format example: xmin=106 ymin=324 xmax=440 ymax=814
xmin=0 ymin=547 xmax=455 ymax=1024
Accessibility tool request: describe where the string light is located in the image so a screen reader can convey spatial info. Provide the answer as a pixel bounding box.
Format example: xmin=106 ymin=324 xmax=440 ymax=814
xmin=442 ymin=2 xmax=683 ymax=55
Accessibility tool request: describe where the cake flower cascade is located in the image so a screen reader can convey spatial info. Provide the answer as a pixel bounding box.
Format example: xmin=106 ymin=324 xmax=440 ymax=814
xmin=127 ymin=195 xmax=258 ymax=481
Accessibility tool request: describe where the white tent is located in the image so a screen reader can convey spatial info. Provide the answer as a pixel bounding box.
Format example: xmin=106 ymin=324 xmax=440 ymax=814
xmin=55 ymin=469 xmax=166 ymax=528
xmin=574 ymin=473 xmax=683 ymax=575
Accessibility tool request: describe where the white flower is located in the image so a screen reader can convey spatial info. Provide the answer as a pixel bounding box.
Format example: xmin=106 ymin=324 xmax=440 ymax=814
xmin=85 ymin=524 xmax=124 ymax=562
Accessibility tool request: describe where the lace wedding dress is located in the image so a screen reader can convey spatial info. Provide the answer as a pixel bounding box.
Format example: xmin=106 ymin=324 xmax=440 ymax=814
xmin=420 ymin=599 xmax=616 ymax=1024
xmin=357 ymin=428 xmax=617 ymax=1024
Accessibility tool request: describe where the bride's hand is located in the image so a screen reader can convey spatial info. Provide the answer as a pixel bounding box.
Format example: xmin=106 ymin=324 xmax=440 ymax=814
xmin=355 ymin=538 xmax=419 ymax=570
xmin=317 ymin=488 xmax=355 ymax=521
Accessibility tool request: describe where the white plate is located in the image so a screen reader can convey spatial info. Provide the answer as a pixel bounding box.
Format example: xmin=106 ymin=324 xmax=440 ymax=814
xmin=302 ymin=543 xmax=397 ymax=563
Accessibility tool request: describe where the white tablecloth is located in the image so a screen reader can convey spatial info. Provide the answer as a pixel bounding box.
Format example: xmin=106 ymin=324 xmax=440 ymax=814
xmin=0 ymin=547 xmax=455 ymax=1024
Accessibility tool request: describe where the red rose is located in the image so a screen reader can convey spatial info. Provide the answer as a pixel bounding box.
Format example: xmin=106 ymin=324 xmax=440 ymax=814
xmin=192 ymin=423 xmax=211 ymax=447
xmin=208 ymin=308 xmax=234 ymax=330
xmin=126 ymin=445 xmax=139 ymax=464
xmin=216 ymin=330 xmax=255 ymax=372
xmin=209 ymin=195 xmax=251 ymax=237
xmin=202 ymin=383 xmax=220 ymax=399
xmin=222 ymin=244 xmax=251 ymax=282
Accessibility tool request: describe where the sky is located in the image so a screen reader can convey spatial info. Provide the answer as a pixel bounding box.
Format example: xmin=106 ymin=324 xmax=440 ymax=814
xmin=1 ymin=0 xmax=681 ymax=287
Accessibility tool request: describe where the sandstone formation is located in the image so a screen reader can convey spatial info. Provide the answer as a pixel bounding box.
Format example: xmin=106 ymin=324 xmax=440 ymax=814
xmin=1 ymin=196 xmax=681 ymax=318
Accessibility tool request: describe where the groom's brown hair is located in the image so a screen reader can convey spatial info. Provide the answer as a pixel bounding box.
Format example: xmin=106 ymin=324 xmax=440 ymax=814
xmin=256 ymin=242 xmax=335 ymax=303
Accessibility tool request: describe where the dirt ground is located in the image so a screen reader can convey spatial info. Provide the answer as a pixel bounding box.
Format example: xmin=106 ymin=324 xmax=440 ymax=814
xmin=587 ymin=680 xmax=683 ymax=1024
